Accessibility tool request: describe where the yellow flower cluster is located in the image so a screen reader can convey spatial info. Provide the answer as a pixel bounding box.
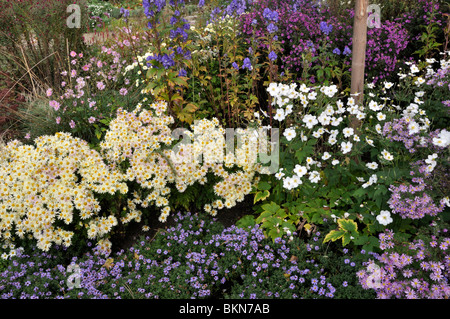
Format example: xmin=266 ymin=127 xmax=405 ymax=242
xmin=187 ymin=120 xmax=266 ymax=215
xmin=100 ymin=101 xmax=176 ymax=223
xmin=0 ymin=100 xmax=269 ymax=253
xmin=101 ymin=101 xmax=267 ymax=221
xmin=0 ymin=132 xmax=128 ymax=252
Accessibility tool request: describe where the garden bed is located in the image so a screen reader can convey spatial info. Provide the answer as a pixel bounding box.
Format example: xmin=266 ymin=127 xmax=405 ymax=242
xmin=0 ymin=0 xmax=449 ymax=301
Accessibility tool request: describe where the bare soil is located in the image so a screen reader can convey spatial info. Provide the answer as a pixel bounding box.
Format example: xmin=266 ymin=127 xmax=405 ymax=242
xmin=110 ymin=195 xmax=255 ymax=253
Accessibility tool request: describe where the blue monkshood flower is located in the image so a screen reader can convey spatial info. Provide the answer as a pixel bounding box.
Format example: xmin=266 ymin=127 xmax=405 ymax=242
xmin=198 ymin=0 xmax=205 ymax=7
xmin=143 ymin=0 xmax=166 ymax=17
xmin=209 ymin=7 xmax=221 ymax=23
xmin=319 ymin=21 xmax=333 ymax=35
xmin=333 ymin=48 xmax=341 ymax=55
xmin=271 ymin=11 xmax=279 ymax=22
xmin=143 ymin=0 xmax=151 ymax=16
xmin=305 ymin=39 xmax=316 ymax=52
xmin=170 ymin=27 xmax=183 ymax=40
xmin=160 ymin=53 xmax=175 ymax=69
xmin=225 ymin=0 xmax=248 ymax=17
xmin=170 ymin=16 xmax=178 ymax=25
xmin=251 ymin=19 xmax=258 ymax=26
xmin=169 ymin=0 xmax=184 ymax=6
xmin=343 ymin=46 xmax=351 ymax=56
xmin=242 ymin=57 xmax=252 ymax=70
xmin=248 ymin=47 xmax=253 ymax=55
xmin=268 ymin=51 xmax=277 ymax=61
xmin=270 ymin=11 xmax=278 ymax=22
xmin=183 ymin=49 xmax=192 ymax=60
xmin=263 ymin=8 xmax=279 ymax=22
xmin=178 ymin=68 xmax=187 ymax=77
xmin=267 ymin=23 xmax=278 ymax=34
xmin=263 ymin=8 xmax=271 ymax=19
xmin=120 ymin=8 xmax=130 ymax=18
xmin=232 ymin=62 xmax=239 ymax=70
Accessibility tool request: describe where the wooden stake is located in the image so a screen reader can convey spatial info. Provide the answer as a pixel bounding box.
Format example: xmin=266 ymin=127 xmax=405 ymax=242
xmin=350 ymin=0 xmax=369 ymax=131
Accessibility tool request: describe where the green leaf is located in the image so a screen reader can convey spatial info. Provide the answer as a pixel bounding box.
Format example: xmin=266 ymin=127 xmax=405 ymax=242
xmin=323 ymin=229 xmax=345 ymax=243
xmin=367 ymin=223 xmax=379 ymax=234
xmin=257 ymin=181 xmax=271 ymax=191
xmin=338 ymin=219 xmax=358 ymax=234
xmin=146 ymin=67 xmax=157 ymax=78
xmin=317 ymin=69 xmax=324 ymax=80
xmin=342 ymin=232 xmax=352 ymax=246
xmin=255 ymin=210 xmax=273 ymax=223
xmin=362 ymin=236 xmax=379 ymax=252
xmin=156 ymin=67 xmax=166 ymax=79
xmin=254 ymin=190 xmax=270 ymax=204
xmin=261 ymin=202 xmax=282 ymax=214
xmin=353 ymin=234 xmax=369 ymax=246
xmin=170 ymin=93 xmax=183 ymax=102
xmin=268 ymin=228 xmax=280 ymax=241
xmin=172 ymin=76 xmax=189 ymax=87
xmin=236 ymin=215 xmax=256 ymax=229
xmin=352 ymin=188 xmax=366 ymax=198
xmin=311 ymin=213 xmax=324 ymax=224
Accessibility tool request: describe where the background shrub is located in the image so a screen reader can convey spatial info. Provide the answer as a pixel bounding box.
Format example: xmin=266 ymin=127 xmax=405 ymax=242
xmin=0 ymin=0 xmax=90 ymax=94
